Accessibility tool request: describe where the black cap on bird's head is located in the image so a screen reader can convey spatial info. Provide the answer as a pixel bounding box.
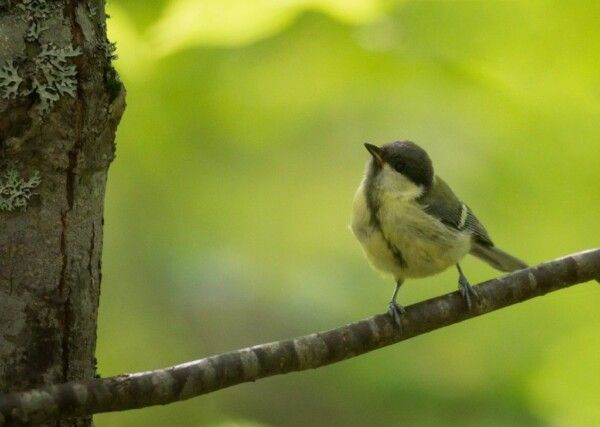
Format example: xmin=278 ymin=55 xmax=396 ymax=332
xmin=364 ymin=141 xmax=434 ymax=189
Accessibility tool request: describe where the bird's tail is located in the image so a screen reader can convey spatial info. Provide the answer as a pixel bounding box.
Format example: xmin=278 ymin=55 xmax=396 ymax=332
xmin=470 ymin=243 xmax=528 ymax=272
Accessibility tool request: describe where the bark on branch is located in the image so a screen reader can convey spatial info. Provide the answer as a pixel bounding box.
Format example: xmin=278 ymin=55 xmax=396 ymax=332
xmin=1 ymin=249 xmax=599 ymax=426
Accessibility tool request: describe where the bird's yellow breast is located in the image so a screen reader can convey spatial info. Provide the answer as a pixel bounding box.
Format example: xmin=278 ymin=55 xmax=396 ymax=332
xmin=351 ymin=181 xmax=471 ymax=280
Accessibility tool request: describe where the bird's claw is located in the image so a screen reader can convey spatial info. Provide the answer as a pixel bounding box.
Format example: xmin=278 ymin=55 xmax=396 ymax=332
xmin=388 ymin=301 xmax=406 ymax=328
xmin=458 ymin=276 xmax=479 ymax=310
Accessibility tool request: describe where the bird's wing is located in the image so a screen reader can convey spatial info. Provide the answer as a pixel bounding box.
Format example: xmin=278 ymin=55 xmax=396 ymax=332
xmin=417 ymin=176 xmax=494 ymax=246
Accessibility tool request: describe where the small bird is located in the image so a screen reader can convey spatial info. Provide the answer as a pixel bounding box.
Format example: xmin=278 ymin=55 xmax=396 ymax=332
xmin=351 ymin=140 xmax=527 ymax=326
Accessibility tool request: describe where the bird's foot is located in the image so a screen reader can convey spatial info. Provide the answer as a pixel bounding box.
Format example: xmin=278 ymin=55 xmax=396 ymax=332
xmin=388 ymin=301 xmax=406 ymax=328
xmin=458 ymin=276 xmax=479 ymax=310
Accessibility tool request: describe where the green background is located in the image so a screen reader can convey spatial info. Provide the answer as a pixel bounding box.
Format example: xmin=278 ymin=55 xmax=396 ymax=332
xmin=97 ymin=1 xmax=600 ymax=425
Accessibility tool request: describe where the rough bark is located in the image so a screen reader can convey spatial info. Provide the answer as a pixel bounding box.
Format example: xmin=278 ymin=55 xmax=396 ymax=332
xmin=0 ymin=249 xmax=597 ymax=426
xmin=0 ymin=1 xmax=125 ymax=426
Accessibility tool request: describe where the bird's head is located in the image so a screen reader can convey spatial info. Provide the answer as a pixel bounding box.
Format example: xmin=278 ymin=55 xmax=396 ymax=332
xmin=364 ymin=141 xmax=434 ymax=196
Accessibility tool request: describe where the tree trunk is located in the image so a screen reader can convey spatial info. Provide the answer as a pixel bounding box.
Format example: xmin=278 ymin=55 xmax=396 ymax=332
xmin=0 ymin=1 xmax=124 ymax=425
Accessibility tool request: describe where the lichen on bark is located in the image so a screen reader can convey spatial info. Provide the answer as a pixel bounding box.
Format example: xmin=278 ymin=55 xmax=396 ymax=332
xmin=0 ymin=61 xmax=23 ymax=99
xmin=0 ymin=167 xmax=40 ymax=211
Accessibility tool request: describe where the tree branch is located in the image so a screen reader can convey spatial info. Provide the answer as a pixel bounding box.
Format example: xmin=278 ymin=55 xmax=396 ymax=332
xmin=1 ymin=249 xmax=598 ymax=426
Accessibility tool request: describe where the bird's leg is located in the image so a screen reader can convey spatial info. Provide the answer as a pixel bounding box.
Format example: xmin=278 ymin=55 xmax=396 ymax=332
xmin=388 ymin=279 xmax=406 ymax=327
xmin=456 ymin=263 xmax=478 ymax=310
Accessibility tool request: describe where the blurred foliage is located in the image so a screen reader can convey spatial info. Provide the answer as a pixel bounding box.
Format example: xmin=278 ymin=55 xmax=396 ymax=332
xmin=97 ymin=1 xmax=600 ymax=426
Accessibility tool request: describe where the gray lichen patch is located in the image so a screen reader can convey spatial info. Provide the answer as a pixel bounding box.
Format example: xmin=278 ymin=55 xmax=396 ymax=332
xmin=32 ymin=43 xmax=81 ymax=113
xmin=18 ymin=0 xmax=52 ymax=18
xmin=0 ymin=61 xmax=22 ymax=99
xmin=0 ymin=168 xmax=41 ymax=211
xmin=1 ymin=0 xmax=119 ymax=116
xmin=24 ymin=19 xmax=48 ymax=41
xmin=17 ymin=0 xmax=54 ymax=42
xmin=0 ymin=0 xmax=81 ymax=114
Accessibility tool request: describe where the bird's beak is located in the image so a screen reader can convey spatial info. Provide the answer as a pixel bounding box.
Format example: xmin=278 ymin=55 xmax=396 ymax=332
xmin=364 ymin=143 xmax=384 ymax=166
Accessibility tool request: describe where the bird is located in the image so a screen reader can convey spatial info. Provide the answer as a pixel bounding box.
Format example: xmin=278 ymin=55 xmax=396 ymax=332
xmin=350 ymin=140 xmax=527 ymax=326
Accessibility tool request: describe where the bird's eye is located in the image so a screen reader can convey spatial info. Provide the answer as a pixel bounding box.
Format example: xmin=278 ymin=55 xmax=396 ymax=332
xmin=394 ymin=161 xmax=405 ymax=173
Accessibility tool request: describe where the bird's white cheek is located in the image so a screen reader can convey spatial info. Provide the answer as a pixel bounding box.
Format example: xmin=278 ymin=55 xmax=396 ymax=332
xmin=378 ymin=166 xmax=423 ymax=199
